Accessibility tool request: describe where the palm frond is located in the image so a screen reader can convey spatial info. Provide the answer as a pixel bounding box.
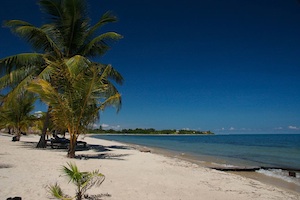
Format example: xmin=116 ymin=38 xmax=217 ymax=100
xmin=1 ymin=73 xmax=36 ymax=103
xmin=0 ymin=53 xmax=45 ymax=73
xmin=100 ymin=92 xmax=122 ymax=113
xmin=0 ymin=64 xmax=41 ymax=89
xmin=48 ymin=183 xmax=72 ymax=200
xmin=87 ymin=11 xmax=118 ymax=38
xmin=90 ymin=63 xmax=123 ymax=85
xmin=26 ymin=78 xmax=71 ymax=130
xmin=36 ymin=62 xmax=55 ymax=81
xmin=64 ymin=55 xmax=90 ymax=78
xmin=80 ymin=170 xmax=105 ymax=194
xmin=80 ymin=32 xmax=123 ymax=57
xmin=38 ymin=0 xmax=63 ymax=22
xmin=59 ymin=0 xmax=90 ymax=56
xmin=62 ymin=162 xmax=82 ymax=184
xmin=4 ymin=20 xmax=61 ymax=55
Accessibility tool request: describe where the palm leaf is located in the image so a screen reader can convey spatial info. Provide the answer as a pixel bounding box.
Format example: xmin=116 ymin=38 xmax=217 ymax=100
xmin=80 ymin=170 xmax=105 ymax=194
xmin=1 ymin=73 xmax=36 ymax=103
xmin=0 ymin=53 xmax=45 ymax=73
xmin=62 ymin=163 xmax=105 ymax=195
xmin=97 ymin=63 xmax=124 ymax=85
xmin=26 ymin=78 xmax=71 ymax=130
xmin=64 ymin=55 xmax=90 ymax=78
xmin=63 ymin=162 xmax=82 ymax=184
xmin=4 ymin=20 xmax=61 ymax=55
xmin=87 ymin=11 xmax=118 ymax=39
xmin=48 ymin=183 xmax=72 ymax=200
xmin=80 ymin=32 xmax=123 ymax=57
xmin=38 ymin=0 xmax=63 ymax=22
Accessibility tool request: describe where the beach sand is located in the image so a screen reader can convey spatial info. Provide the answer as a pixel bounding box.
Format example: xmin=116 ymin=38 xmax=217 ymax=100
xmin=0 ymin=133 xmax=299 ymax=200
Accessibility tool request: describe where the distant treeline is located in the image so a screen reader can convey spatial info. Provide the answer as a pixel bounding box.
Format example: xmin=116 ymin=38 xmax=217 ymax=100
xmin=88 ymin=128 xmax=214 ymax=135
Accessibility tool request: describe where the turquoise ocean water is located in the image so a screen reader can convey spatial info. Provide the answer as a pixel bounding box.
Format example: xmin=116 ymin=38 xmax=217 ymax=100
xmin=93 ymin=134 xmax=300 ymax=185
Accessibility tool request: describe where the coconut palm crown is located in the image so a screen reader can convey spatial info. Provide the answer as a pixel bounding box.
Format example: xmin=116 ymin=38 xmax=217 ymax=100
xmin=1 ymin=0 xmax=123 ymax=95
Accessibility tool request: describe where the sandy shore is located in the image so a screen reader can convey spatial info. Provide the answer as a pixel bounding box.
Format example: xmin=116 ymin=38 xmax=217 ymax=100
xmin=0 ymin=133 xmax=299 ymax=200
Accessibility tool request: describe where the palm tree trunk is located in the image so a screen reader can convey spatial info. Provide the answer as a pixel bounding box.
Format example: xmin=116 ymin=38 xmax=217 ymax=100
xmin=36 ymin=107 xmax=51 ymax=148
xmin=67 ymin=134 xmax=77 ymax=158
xmin=12 ymin=127 xmax=21 ymax=141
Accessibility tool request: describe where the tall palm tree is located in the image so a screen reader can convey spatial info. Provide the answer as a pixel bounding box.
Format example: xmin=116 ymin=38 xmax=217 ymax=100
xmin=0 ymin=91 xmax=36 ymax=140
xmin=0 ymin=0 xmax=123 ymax=147
xmin=27 ymin=55 xmax=121 ymax=157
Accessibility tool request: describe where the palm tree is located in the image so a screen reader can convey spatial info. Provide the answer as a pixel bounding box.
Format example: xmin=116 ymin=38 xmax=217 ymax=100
xmin=27 ymin=55 xmax=121 ymax=157
xmin=0 ymin=91 xmax=36 ymax=140
xmin=0 ymin=0 xmax=123 ymax=147
xmin=49 ymin=162 xmax=105 ymax=200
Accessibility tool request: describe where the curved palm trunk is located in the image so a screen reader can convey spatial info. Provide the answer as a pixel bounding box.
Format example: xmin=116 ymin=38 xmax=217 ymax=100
xmin=36 ymin=107 xmax=51 ymax=148
xmin=67 ymin=134 xmax=77 ymax=158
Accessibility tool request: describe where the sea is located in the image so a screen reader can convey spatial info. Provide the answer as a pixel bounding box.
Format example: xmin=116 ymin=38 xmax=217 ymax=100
xmin=92 ymin=134 xmax=300 ymax=188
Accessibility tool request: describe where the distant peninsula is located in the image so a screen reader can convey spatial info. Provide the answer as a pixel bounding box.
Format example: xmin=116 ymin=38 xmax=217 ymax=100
xmin=88 ymin=128 xmax=214 ymax=135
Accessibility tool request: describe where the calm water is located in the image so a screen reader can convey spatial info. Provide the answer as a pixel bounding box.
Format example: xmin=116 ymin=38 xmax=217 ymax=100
xmin=93 ymin=133 xmax=300 ymax=187
xmin=93 ymin=134 xmax=300 ymax=169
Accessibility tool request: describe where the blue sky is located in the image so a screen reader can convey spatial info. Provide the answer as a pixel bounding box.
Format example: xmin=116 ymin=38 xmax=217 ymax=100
xmin=1 ymin=0 xmax=300 ymax=134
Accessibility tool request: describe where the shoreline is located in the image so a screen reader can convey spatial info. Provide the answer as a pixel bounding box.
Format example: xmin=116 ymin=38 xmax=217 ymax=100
xmin=110 ymin=138 xmax=300 ymax=194
xmin=90 ymin=134 xmax=300 ymax=194
xmin=1 ymin=133 xmax=299 ymax=199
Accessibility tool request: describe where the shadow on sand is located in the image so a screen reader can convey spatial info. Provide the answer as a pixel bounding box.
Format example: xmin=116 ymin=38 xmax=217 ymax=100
xmin=75 ymin=144 xmax=132 ymax=160
xmin=15 ymin=140 xmax=132 ymax=161
xmin=21 ymin=140 xmax=131 ymax=159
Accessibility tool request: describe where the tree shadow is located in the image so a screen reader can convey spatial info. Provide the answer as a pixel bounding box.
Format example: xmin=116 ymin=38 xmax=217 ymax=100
xmin=15 ymin=141 xmax=133 ymax=160
xmin=107 ymin=145 xmax=132 ymax=150
xmin=75 ymin=153 xmax=130 ymax=160
xmin=76 ymin=144 xmax=132 ymax=160
xmin=88 ymin=144 xmax=111 ymax=152
xmin=0 ymin=164 xmax=13 ymax=169
xmin=88 ymin=144 xmax=132 ymax=152
xmin=18 ymin=141 xmax=39 ymax=149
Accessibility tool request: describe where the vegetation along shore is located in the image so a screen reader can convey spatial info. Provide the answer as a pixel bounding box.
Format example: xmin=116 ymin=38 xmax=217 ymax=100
xmin=89 ymin=128 xmax=214 ymax=135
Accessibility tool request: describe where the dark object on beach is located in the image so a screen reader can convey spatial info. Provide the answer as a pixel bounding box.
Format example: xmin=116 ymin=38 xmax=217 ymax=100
xmin=47 ymin=134 xmax=87 ymax=149
xmin=289 ymin=171 xmax=296 ymax=177
xmin=12 ymin=136 xmax=20 ymax=142
xmin=140 ymin=148 xmax=151 ymax=153
xmin=211 ymin=166 xmax=261 ymax=172
xmin=6 ymin=197 xmax=22 ymax=200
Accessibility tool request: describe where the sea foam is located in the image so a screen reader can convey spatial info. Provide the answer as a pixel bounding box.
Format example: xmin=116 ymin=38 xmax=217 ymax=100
xmin=256 ymin=169 xmax=300 ymax=186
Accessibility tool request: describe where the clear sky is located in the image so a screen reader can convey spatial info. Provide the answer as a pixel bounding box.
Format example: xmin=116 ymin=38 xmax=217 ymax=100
xmin=1 ymin=0 xmax=300 ymax=134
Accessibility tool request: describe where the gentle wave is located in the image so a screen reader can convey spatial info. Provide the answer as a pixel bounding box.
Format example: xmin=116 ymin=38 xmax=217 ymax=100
xmin=256 ymin=169 xmax=300 ymax=186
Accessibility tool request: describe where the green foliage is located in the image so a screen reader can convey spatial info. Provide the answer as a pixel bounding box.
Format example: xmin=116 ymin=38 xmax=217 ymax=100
xmin=49 ymin=183 xmax=72 ymax=200
xmin=49 ymin=162 xmax=105 ymax=200
xmin=0 ymin=91 xmax=37 ymax=137
xmin=27 ymin=56 xmax=122 ymax=157
xmin=0 ymin=0 xmax=123 ymax=149
xmin=89 ymin=128 xmax=214 ymax=135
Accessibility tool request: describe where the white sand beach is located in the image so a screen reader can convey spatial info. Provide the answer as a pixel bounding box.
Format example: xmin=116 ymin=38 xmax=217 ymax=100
xmin=0 ymin=133 xmax=299 ymax=200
